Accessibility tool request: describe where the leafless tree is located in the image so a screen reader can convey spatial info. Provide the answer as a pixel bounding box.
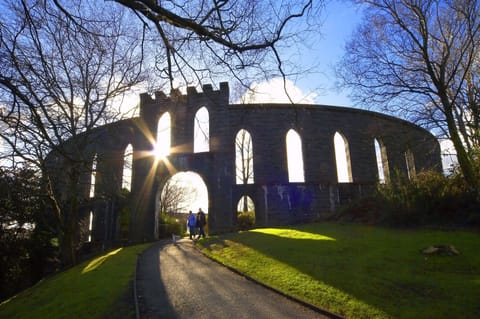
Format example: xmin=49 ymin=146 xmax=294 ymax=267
xmin=336 ymin=0 xmax=480 ymax=193
xmin=159 ymin=177 xmax=198 ymax=216
xmin=105 ymin=0 xmax=321 ymax=92
xmin=0 ymin=0 xmax=149 ymax=265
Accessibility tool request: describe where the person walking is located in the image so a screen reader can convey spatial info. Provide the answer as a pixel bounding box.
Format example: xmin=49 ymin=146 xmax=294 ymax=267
xmin=196 ymin=208 xmax=206 ymax=239
xmin=187 ymin=211 xmax=196 ymax=240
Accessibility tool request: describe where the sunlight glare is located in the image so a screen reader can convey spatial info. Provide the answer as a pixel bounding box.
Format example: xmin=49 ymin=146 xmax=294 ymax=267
xmin=252 ymin=228 xmax=336 ymax=241
xmin=82 ymin=248 xmax=122 ymax=274
xmin=162 ymin=171 xmax=209 ymax=214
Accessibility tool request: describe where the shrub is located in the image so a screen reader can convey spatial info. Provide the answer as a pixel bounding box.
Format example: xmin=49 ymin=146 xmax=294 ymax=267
xmin=237 ymin=211 xmax=255 ymax=230
xmin=158 ymin=213 xmax=185 ymax=238
xmin=335 ymin=170 xmax=480 ymax=227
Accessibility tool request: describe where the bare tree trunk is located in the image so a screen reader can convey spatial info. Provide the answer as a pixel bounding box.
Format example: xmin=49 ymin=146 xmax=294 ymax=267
xmin=442 ymin=94 xmax=479 ymax=194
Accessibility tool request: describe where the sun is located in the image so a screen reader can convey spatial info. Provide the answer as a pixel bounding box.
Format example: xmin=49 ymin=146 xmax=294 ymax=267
xmin=153 ymin=143 xmax=169 ymax=160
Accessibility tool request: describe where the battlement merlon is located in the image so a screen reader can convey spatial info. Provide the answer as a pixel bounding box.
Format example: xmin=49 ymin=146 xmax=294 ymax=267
xmin=186 ymin=81 xmax=229 ymax=107
xmin=139 ymin=82 xmax=230 ymax=117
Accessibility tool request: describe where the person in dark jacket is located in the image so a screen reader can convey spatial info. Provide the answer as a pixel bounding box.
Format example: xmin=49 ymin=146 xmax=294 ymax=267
xmin=196 ymin=208 xmax=206 ymax=239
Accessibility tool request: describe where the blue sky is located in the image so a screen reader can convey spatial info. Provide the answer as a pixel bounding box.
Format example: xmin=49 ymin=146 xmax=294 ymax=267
xmin=237 ymin=1 xmax=363 ymax=106
xmin=293 ymin=0 xmax=362 ymax=107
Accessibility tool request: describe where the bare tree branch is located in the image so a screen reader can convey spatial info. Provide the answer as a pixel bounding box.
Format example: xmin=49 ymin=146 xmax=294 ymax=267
xmin=337 ymin=0 xmax=480 ymax=192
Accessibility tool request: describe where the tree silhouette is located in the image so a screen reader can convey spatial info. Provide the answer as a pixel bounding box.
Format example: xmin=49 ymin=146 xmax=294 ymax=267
xmin=337 ymin=0 xmax=480 ymax=193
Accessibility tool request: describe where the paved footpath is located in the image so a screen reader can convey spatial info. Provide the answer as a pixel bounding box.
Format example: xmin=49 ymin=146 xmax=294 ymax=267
xmin=135 ymin=238 xmax=338 ymax=319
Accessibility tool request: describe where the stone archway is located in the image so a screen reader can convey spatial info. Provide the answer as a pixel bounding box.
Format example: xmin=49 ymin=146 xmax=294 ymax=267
xmin=155 ymin=171 xmax=209 ymax=238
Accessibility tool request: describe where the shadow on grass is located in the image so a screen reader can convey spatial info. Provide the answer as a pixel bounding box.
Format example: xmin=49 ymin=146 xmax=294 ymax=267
xmin=203 ymin=224 xmax=480 ymax=319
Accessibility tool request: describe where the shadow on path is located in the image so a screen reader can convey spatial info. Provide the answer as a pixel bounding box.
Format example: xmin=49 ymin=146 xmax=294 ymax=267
xmin=136 ymin=238 xmax=335 ymax=319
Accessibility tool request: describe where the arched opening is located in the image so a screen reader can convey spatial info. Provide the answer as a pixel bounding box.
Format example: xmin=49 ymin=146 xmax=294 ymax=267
xmin=374 ymin=138 xmax=389 ymax=184
xmin=405 ymin=149 xmax=416 ymax=179
xmin=286 ymin=129 xmax=305 ymax=183
xmin=237 ymin=195 xmax=255 ymax=212
xmin=237 ymin=195 xmax=255 ymax=230
xmin=334 ymin=132 xmax=352 ymax=183
xmin=90 ymin=154 xmax=97 ymax=198
xmin=122 ymin=144 xmax=133 ymax=191
xmin=194 ymin=107 xmax=209 ymax=153
xmin=87 ymin=211 xmax=94 ymax=242
xmin=156 ymin=171 xmax=209 ymax=238
xmin=156 ymin=112 xmax=171 ymax=158
xmin=235 ymin=129 xmax=254 ymax=184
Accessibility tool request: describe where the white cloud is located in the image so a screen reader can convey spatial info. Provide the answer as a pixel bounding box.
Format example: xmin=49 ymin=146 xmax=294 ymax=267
xmin=239 ymin=78 xmax=317 ymax=104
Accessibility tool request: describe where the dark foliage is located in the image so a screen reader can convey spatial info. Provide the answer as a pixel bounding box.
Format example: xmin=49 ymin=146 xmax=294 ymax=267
xmin=0 ymin=167 xmax=57 ymax=302
xmin=237 ymin=211 xmax=255 ymax=230
xmin=158 ymin=213 xmax=185 ymax=238
xmin=333 ymin=170 xmax=480 ymax=228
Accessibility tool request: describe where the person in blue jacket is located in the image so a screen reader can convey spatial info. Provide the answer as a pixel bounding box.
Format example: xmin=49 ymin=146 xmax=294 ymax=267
xmin=187 ymin=211 xmax=196 ymax=240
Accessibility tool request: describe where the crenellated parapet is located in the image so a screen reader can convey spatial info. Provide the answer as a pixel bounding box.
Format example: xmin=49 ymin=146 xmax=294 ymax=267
xmin=139 ymin=82 xmax=229 ymax=119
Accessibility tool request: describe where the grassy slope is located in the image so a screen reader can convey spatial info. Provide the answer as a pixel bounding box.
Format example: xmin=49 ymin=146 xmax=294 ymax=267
xmin=0 ymin=243 xmax=151 ymax=319
xmin=200 ymin=223 xmax=480 ymax=319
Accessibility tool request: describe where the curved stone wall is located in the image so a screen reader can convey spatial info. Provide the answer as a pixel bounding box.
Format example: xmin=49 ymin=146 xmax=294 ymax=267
xmin=47 ymin=82 xmax=442 ymax=242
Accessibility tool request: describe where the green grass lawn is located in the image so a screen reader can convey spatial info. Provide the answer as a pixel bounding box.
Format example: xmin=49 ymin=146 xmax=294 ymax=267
xmin=0 ymin=243 xmax=151 ymax=319
xmin=199 ymin=223 xmax=480 ymax=319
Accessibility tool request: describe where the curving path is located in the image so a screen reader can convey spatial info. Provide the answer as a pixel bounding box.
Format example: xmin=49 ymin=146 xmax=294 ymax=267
xmin=135 ymin=238 xmax=340 ymax=319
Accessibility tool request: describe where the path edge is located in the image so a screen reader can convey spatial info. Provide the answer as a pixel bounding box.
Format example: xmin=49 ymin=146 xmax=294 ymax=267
xmin=193 ymin=240 xmax=345 ymax=319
